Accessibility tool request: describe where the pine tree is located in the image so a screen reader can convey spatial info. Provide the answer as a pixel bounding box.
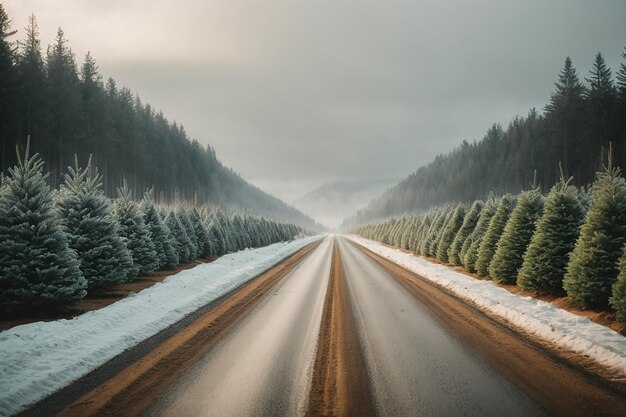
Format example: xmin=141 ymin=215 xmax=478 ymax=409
xmin=564 ymin=148 xmax=626 ymax=308
xmin=177 ymin=206 xmax=199 ymax=259
xmin=610 ymin=245 xmax=626 ymax=320
xmin=436 ymin=204 xmax=466 ymax=262
xmin=189 ymin=207 xmax=214 ymax=257
xmin=489 ymin=189 xmax=544 ymax=283
xmin=544 ymin=57 xmax=588 ymax=183
xmin=463 ymin=198 xmax=499 ymax=272
xmin=449 ymin=200 xmax=483 ymax=265
xmin=56 ymin=156 xmax=133 ymax=291
xmin=0 ymin=142 xmax=86 ymax=310
xmin=165 ymin=209 xmax=192 ymax=263
xmin=517 ymin=178 xmax=585 ymax=295
xmin=0 ymin=4 xmax=17 ymax=174
xmin=112 ymin=181 xmax=158 ymax=279
xmin=476 ymin=195 xmax=517 ymax=276
xmin=141 ymin=191 xmax=178 ymax=269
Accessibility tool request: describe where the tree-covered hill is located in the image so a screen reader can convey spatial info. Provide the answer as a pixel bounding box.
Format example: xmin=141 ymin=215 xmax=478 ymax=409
xmin=0 ymin=8 xmax=318 ymax=229
xmin=345 ymin=51 xmax=626 ymax=226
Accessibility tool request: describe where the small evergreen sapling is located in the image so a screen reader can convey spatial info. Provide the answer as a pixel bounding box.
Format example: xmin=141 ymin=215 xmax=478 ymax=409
xmin=517 ymin=177 xmax=585 ymax=295
xmin=449 ymin=200 xmax=483 ymax=266
xmin=564 ymin=148 xmax=626 ymax=308
xmin=56 ymin=156 xmax=133 ymax=292
xmin=142 ymin=190 xmax=178 ymax=269
xmin=0 ymin=143 xmax=86 ymax=310
xmin=113 ymin=181 xmax=158 ymax=279
xmin=436 ymin=204 xmax=466 ymax=262
xmin=476 ymin=194 xmax=517 ymax=277
xmin=463 ymin=198 xmax=499 ymax=272
xmin=610 ymin=245 xmax=626 ymax=320
xmin=489 ymin=188 xmax=544 ymax=283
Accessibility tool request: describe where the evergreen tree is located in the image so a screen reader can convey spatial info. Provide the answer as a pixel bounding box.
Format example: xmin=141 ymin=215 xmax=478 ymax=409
xmin=46 ymin=28 xmax=83 ymax=186
xmin=142 ymin=190 xmax=178 ymax=269
xmin=610 ymin=245 xmax=626 ymax=320
xmin=177 ymin=206 xmax=199 ymax=259
xmin=436 ymin=204 xmax=466 ymax=262
xmin=56 ymin=156 xmax=133 ymax=291
xmin=112 ymin=181 xmax=158 ymax=279
xmin=517 ymin=178 xmax=585 ymax=294
xmin=0 ymin=4 xmax=17 ymax=174
xmin=189 ymin=207 xmax=214 ymax=257
xmin=489 ymin=189 xmax=544 ymax=283
xmin=564 ymin=150 xmax=626 ymax=308
xmin=449 ymin=200 xmax=483 ymax=265
xmin=165 ymin=209 xmax=192 ymax=263
xmin=0 ymin=142 xmax=86 ymax=310
xmin=585 ymin=52 xmax=617 ymax=173
xmin=476 ymin=195 xmax=517 ymax=276
xmin=463 ymin=198 xmax=499 ymax=272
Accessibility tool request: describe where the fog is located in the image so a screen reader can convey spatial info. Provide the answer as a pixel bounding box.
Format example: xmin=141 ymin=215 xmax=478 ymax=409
xmin=6 ymin=0 xmax=626 ymax=208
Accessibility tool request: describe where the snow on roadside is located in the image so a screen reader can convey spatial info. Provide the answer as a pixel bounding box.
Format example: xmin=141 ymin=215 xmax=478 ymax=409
xmin=0 ymin=236 xmax=322 ymax=417
xmin=347 ymin=235 xmax=626 ymax=376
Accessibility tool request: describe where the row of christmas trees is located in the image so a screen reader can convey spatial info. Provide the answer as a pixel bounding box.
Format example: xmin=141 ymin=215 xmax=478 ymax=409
xmin=351 ymin=152 xmax=626 ymax=320
xmin=0 ymin=143 xmax=304 ymax=312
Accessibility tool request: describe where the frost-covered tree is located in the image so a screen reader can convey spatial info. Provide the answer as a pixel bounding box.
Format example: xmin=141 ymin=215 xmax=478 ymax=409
xmin=177 ymin=206 xmax=199 ymax=259
xmin=476 ymin=194 xmax=517 ymax=276
xmin=463 ymin=198 xmax=499 ymax=272
xmin=165 ymin=209 xmax=192 ymax=263
xmin=436 ymin=204 xmax=466 ymax=262
xmin=610 ymin=245 xmax=626 ymax=320
xmin=112 ymin=181 xmax=158 ymax=279
xmin=0 ymin=143 xmax=86 ymax=310
xmin=517 ymin=178 xmax=585 ymax=294
xmin=189 ymin=207 xmax=214 ymax=257
xmin=142 ymin=190 xmax=178 ymax=269
xmin=56 ymin=156 xmax=133 ymax=291
xmin=449 ymin=200 xmax=483 ymax=265
xmin=489 ymin=189 xmax=544 ymax=283
xmin=564 ymin=151 xmax=626 ymax=308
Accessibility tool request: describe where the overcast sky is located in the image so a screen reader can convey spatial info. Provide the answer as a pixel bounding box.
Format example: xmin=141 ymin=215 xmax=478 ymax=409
xmin=6 ymin=0 xmax=626 ymax=203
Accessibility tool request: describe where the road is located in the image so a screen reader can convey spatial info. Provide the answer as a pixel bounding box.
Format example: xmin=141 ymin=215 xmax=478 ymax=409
xmin=144 ymin=237 xmax=333 ymax=417
xmin=335 ymin=237 xmax=544 ymax=417
xmin=41 ymin=235 xmax=626 ymax=417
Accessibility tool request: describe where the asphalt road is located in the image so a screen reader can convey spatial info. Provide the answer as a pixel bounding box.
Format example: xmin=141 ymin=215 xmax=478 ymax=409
xmin=336 ymin=237 xmax=546 ymax=417
xmin=144 ymin=237 xmax=333 ymax=417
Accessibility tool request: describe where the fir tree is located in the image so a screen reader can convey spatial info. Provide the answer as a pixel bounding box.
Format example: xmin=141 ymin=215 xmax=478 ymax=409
xmin=449 ymin=200 xmax=483 ymax=265
xmin=463 ymin=198 xmax=499 ymax=272
xmin=564 ymin=148 xmax=626 ymax=308
xmin=56 ymin=156 xmax=133 ymax=291
xmin=165 ymin=209 xmax=192 ymax=263
xmin=189 ymin=207 xmax=214 ymax=257
xmin=436 ymin=204 xmax=466 ymax=262
xmin=610 ymin=245 xmax=626 ymax=320
xmin=517 ymin=177 xmax=585 ymax=295
xmin=112 ymin=181 xmax=158 ymax=279
xmin=141 ymin=189 xmax=178 ymax=269
xmin=0 ymin=142 xmax=86 ymax=310
xmin=476 ymin=194 xmax=517 ymax=276
xmin=489 ymin=188 xmax=544 ymax=283
xmin=177 ymin=206 xmax=199 ymax=259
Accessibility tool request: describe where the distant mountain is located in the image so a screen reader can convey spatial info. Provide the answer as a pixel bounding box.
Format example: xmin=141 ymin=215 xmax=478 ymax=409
xmin=294 ymin=179 xmax=399 ymax=229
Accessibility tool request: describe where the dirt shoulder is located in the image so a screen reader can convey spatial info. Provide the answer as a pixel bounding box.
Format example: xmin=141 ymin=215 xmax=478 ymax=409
xmin=19 ymin=241 xmax=321 ymax=417
xmin=1 ymin=257 xmax=217 ymax=331
xmin=306 ymin=241 xmax=375 ymax=417
xmin=350 ymin=240 xmax=626 ymax=417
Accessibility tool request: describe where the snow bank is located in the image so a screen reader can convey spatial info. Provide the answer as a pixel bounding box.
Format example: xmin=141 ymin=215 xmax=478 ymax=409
xmin=0 ymin=236 xmax=322 ymax=416
xmin=347 ymin=235 xmax=626 ymax=376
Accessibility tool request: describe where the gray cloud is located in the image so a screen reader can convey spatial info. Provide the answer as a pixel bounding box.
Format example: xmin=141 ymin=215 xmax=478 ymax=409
xmin=6 ymin=0 xmax=626 ymax=205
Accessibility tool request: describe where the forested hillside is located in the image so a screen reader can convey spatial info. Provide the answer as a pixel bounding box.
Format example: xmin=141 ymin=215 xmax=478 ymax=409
xmin=346 ymin=51 xmax=626 ymax=225
xmin=0 ymin=8 xmax=317 ymax=229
